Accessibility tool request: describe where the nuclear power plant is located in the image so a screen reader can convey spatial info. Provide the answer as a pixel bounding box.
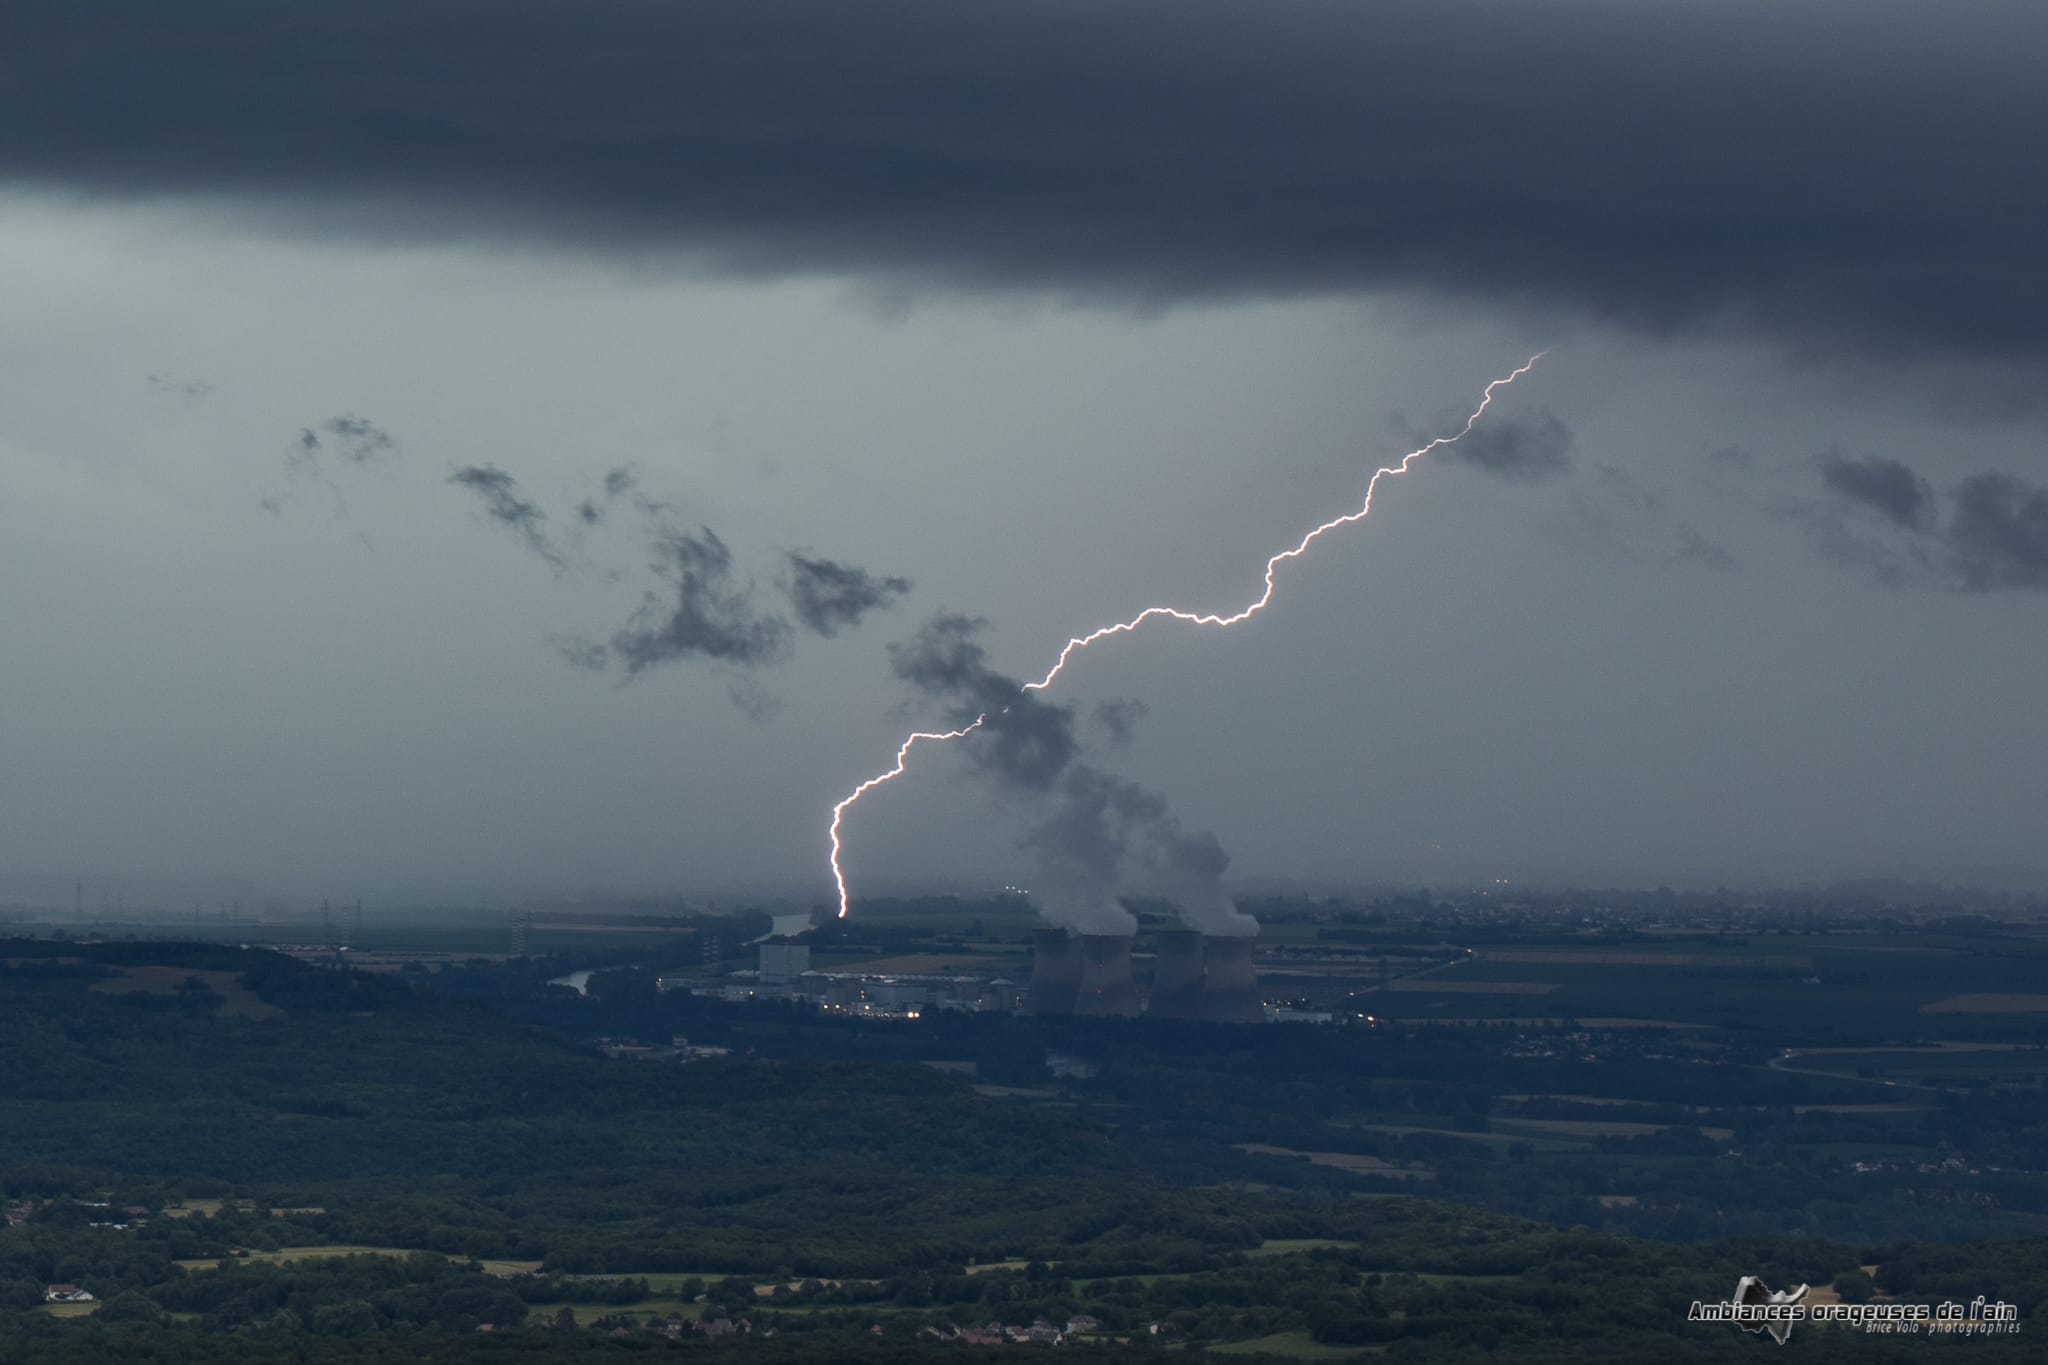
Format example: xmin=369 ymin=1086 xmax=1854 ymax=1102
xmin=1025 ymin=928 xmax=1084 ymax=1014
xmin=1028 ymin=929 xmax=1139 ymax=1017
xmin=1147 ymin=930 xmax=1208 ymax=1018
xmin=1027 ymin=926 xmax=1260 ymax=1022
xmin=1193 ymin=933 xmax=1263 ymax=1022
xmin=669 ymin=918 xmax=1263 ymax=1024
xmin=1073 ymin=933 xmax=1139 ymax=1016
xmin=1138 ymin=929 xmax=1262 ymax=1023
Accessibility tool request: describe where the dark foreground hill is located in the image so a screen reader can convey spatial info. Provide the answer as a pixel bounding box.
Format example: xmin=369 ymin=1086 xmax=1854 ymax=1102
xmin=1 ymin=941 xmax=2042 ymax=1362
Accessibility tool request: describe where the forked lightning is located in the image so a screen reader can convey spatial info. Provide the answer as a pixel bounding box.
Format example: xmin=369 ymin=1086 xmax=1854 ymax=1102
xmin=828 ymin=354 xmax=1547 ymax=917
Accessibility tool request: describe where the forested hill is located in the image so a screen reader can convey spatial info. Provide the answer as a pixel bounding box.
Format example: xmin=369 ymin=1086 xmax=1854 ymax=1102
xmin=0 ymin=941 xmax=1169 ymax=1271
xmin=4 ymin=941 xmax=2047 ymax=1362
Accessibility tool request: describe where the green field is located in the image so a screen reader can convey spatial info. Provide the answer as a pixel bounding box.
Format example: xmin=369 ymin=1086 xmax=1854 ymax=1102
xmin=1247 ymin=1239 xmax=1362 ymax=1257
xmin=175 ymin=1244 xmax=454 ymax=1272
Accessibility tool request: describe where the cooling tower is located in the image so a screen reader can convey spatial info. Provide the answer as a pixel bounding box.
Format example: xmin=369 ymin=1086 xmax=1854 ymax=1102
xmin=1026 ymin=928 xmax=1083 ymax=1015
xmin=1197 ymin=933 xmax=1262 ymax=1022
xmin=1074 ymin=933 xmax=1139 ymax=1016
xmin=1148 ymin=930 xmax=1207 ymax=1019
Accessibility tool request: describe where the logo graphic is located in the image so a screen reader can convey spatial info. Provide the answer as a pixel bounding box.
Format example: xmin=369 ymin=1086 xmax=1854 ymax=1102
xmin=1734 ymin=1277 xmax=1810 ymax=1346
xmin=1687 ymin=1276 xmax=1810 ymax=1346
xmin=1690 ymin=1276 xmax=2021 ymax=1341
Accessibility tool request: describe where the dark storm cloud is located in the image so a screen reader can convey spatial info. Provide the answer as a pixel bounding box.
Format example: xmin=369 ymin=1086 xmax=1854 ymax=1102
xmin=1440 ymin=411 xmax=1575 ymax=484
xmin=4 ymin=2 xmax=2043 ymax=353
xmin=447 ymin=464 xmax=565 ymax=570
xmin=1815 ymin=451 xmax=1937 ymax=532
xmin=784 ymin=554 xmax=912 ymax=638
xmin=1806 ymin=457 xmax=2048 ymax=591
xmin=611 ymin=526 xmax=792 ymax=671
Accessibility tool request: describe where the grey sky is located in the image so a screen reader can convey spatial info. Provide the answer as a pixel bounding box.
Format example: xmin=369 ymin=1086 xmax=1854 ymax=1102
xmin=0 ymin=3 xmax=2043 ymax=908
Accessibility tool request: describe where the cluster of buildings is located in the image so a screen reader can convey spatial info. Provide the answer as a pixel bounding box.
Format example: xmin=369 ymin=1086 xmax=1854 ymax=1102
xmin=919 ymin=1313 xmax=1100 ymax=1346
xmin=1028 ymin=929 xmax=1262 ymax=1022
xmin=478 ymin=1315 xmax=763 ymax=1339
xmin=666 ymin=927 xmax=1267 ymax=1023
xmin=7 ymin=1198 xmax=151 ymax=1231
xmin=592 ymin=1036 xmax=733 ymax=1062
xmin=668 ymin=940 xmax=1025 ymax=1018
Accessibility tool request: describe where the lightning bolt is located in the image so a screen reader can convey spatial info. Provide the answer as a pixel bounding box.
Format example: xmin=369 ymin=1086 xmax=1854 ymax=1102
xmin=827 ymin=721 xmax=986 ymax=921
xmin=827 ymin=353 xmax=1547 ymax=917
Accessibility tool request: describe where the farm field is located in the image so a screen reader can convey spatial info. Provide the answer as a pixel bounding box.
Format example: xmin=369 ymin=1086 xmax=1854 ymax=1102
xmin=89 ymin=964 xmax=279 ymax=1019
xmin=1490 ymin=1117 xmax=1736 ymax=1141
xmin=175 ymin=1245 xmax=454 ymax=1272
xmin=1234 ymin=1144 xmax=1433 ymax=1177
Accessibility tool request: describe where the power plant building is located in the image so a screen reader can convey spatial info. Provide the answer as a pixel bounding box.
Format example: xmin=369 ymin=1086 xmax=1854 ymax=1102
xmin=696 ymin=919 xmax=1268 ymax=1025
xmin=1072 ymin=933 xmax=1138 ymax=1016
xmin=1026 ymin=928 xmax=1084 ymax=1014
xmin=1197 ymin=934 xmax=1263 ymax=1023
xmin=1027 ymin=930 xmax=1140 ymax=1017
xmin=1147 ymin=930 xmax=1208 ymax=1018
xmin=1143 ymin=930 xmax=1263 ymax=1023
xmin=757 ymin=940 xmax=810 ymax=992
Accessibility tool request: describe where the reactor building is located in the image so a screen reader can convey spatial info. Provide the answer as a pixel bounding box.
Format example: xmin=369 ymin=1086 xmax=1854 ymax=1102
xmin=1028 ymin=925 xmax=1259 ymax=1021
xmin=1141 ymin=928 xmax=1262 ymax=1023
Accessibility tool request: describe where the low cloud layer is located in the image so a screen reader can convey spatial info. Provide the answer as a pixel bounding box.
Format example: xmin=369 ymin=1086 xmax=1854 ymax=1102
xmin=1808 ymin=455 xmax=2048 ymax=591
xmin=5 ymin=2 xmax=2043 ymax=355
xmin=611 ymin=527 xmax=793 ymax=672
xmin=1816 ymin=451 xmax=1937 ymax=533
xmin=1441 ymin=410 xmax=1576 ymax=484
xmin=1566 ymin=464 xmax=1734 ymax=571
xmin=785 ymin=554 xmax=912 ymax=638
xmin=471 ymin=475 xmax=913 ymax=706
xmin=576 ymin=465 xmax=639 ymax=527
xmin=315 ymin=415 xmax=398 ymax=466
xmin=261 ymin=413 xmax=401 ymax=519
xmin=449 ymin=464 xmax=564 ymax=570
xmin=271 ymin=427 xmax=909 ymax=708
xmin=1948 ymin=474 xmax=2048 ymax=591
xmin=1090 ymin=698 xmax=1149 ymax=746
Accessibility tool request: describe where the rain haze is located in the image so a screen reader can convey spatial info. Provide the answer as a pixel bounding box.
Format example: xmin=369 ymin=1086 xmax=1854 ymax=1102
xmin=3 ymin=0 xmax=2045 ymax=913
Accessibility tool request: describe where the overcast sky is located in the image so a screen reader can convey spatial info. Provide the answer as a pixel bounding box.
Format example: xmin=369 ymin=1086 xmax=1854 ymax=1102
xmin=2 ymin=1 xmax=2044 ymax=911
